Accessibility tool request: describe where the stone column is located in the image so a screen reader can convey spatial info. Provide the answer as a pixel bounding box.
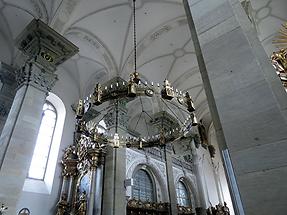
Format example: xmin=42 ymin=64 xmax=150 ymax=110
xmin=67 ymin=177 xmax=76 ymax=205
xmin=87 ymin=149 xmax=100 ymax=215
xmin=64 ymin=159 xmax=78 ymax=206
xmin=0 ymin=63 xmax=56 ymax=213
xmin=89 ymin=168 xmax=97 ymax=215
xmin=0 ymin=19 xmax=78 ymax=214
xmin=164 ymin=146 xmax=178 ymax=215
xmin=87 ymin=148 xmax=106 ymax=215
xmin=102 ymin=147 xmax=126 ymax=215
xmin=184 ymin=0 xmax=287 ymax=214
xmin=94 ymin=155 xmax=105 ymax=215
xmin=61 ymin=176 xmax=70 ymax=198
xmin=102 ymin=99 xmax=127 ymax=215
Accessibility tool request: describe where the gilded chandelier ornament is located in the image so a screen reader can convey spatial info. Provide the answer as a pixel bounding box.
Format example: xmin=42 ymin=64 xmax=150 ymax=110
xmin=0 ymin=203 xmax=8 ymax=215
xmin=273 ymin=22 xmax=287 ymax=50
xmin=272 ymin=22 xmax=287 ymax=87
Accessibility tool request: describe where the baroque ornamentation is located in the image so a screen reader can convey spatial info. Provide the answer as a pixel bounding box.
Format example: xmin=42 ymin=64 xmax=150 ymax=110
xmin=177 ymin=205 xmax=193 ymax=215
xmin=127 ymin=199 xmax=170 ymax=214
xmin=0 ymin=203 xmax=8 ymax=215
xmin=62 ymin=145 xmax=78 ymax=177
xmin=55 ymin=194 xmax=68 ymax=215
xmin=15 ymin=19 xmax=78 ymax=72
xmin=15 ymin=63 xmax=58 ymax=92
xmin=272 ymin=22 xmax=287 ymax=88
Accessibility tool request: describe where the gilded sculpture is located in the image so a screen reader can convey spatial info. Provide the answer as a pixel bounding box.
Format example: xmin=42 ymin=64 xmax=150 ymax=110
xmin=78 ymin=191 xmax=87 ymax=215
xmin=272 ymin=22 xmax=287 ymax=88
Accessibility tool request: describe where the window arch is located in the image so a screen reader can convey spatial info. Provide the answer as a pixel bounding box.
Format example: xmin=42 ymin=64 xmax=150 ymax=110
xmin=28 ymin=102 xmax=57 ymax=180
xmin=132 ymin=169 xmax=155 ymax=202
xmin=176 ymin=180 xmax=191 ymax=206
xmin=24 ymin=93 xmax=66 ymax=194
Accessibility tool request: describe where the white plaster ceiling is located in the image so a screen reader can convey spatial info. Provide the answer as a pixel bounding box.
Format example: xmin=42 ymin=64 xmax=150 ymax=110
xmin=247 ymin=0 xmax=287 ymax=55
xmin=0 ymin=0 xmax=285 ymax=130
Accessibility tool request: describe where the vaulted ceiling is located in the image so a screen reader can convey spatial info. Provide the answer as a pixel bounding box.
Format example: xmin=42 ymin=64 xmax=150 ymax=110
xmin=0 ymin=0 xmax=286 ymax=131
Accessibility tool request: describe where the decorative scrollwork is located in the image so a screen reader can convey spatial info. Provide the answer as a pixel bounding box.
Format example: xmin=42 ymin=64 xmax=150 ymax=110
xmin=15 ymin=63 xmax=58 ymax=92
xmin=127 ymin=199 xmax=170 ymax=213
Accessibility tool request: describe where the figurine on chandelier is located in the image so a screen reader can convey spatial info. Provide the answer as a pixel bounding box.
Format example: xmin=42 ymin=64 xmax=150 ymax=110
xmin=91 ymin=83 xmax=103 ymax=105
xmin=161 ymin=79 xmax=175 ymax=100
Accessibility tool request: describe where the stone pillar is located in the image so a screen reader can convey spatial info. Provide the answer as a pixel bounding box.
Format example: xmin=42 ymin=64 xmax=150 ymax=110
xmin=94 ymin=159 xmax=104 ymax=215
xmin=67 ymin=178 xmax=73 ymax=204
xmin=0 ymin=63 xmax=56 ymax=213
xmin=102 ymin=98 xmax=127 ymax=215
xmin=64 ymin=159 xmax=78 ymax=206
xmin=61 ymin=176 xmax=69 ymax=198
xmin=87 ymin=148 xmax=106 ymax=215
xmin=0 ymin=63 xmax=17 ymax=135
xmin=102 ymin=147 xmax=126 ymax=215
xmin=164 ymin=146 xmax=178 ymax=215
xmin=0 ymin=19 xmax=78 ymax=213
xmin=89 ymin=167 xmax=97 ymax=215
xmin=184 ymin=0 xmax=287 ymax=214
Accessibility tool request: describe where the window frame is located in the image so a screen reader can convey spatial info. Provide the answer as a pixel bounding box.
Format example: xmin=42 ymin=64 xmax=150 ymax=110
xmin=132 ymin=168 xmax=156 ymax=202
xmin=176 ymin=179 xmax=191 ymax=207
xmin=28 ymin=101 xmax=58 ymax=180
xmin=23 ymin=93 xmax=66 ymax=194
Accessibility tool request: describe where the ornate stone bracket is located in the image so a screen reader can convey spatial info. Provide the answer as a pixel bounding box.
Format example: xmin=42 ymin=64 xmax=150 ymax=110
xmin=14 ymin=19 xmax=78 ymax=93
xmin=15 ymin=19 xmax=79 ymax=72
xmin=15 ymin=63 xmax=58 ymax=92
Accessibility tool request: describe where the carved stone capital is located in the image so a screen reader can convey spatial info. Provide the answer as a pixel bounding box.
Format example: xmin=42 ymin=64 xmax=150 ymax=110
xmin=15 ymin=63 xmax=57 ymax=92
xmin=15 ymin=19 xmax=78 ymax=72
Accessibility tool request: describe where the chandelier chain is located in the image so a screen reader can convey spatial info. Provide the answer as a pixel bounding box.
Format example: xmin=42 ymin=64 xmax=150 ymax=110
xmin=133 ymin=0 xmax=137 ymax=73
xmin=115 ymin=99 xmax=119 ymax=133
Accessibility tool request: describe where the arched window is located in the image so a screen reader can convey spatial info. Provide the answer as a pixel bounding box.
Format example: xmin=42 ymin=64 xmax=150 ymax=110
xmin=132 ymin=169 xmax=154 ymax=202
xmin=176 ymin=181 xmax=191 ymax=206
xmin=28 ymin=102 xmax=57 ymax=180
xmin=24 ymin=93 xmax=65 ymax=194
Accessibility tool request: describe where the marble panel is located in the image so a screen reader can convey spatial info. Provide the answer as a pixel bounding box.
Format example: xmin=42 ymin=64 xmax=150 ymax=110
xmin=198 ymin=15 xmax=238 ymax=46
xmin=237 ymin=166 xmax=287 ymax=215
xmin=231 ymin=139 xmax=287 ymax=176
xmin=190 ymin=0 xmax=234 ymax=35
xmin=214 ymin=81 xmax=277 ymax=122
xmin=221 ymin=106 xmax=287 ymax=152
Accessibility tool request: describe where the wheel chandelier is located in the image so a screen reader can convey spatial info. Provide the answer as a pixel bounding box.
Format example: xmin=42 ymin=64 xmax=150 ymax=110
xmin=74 ymin=0 xmax=198 ymax=150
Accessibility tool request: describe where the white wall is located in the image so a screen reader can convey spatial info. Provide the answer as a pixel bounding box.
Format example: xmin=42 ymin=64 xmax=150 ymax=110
xmin=206 ymin=124 xmax=234 ymax=215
